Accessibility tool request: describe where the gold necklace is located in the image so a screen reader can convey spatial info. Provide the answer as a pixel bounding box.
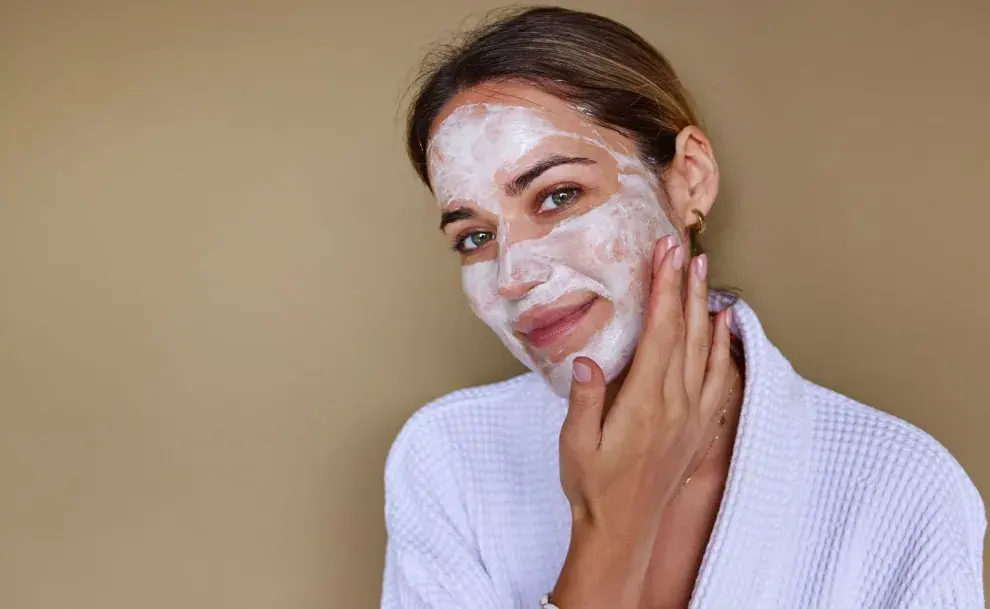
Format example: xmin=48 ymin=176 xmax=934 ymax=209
xmin=677 ymin=368 xmax=740 ymax=494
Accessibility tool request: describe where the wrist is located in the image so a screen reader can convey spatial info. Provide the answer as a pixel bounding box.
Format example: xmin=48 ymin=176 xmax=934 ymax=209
xmin=551 ymin=518 xmax=653 ymax=609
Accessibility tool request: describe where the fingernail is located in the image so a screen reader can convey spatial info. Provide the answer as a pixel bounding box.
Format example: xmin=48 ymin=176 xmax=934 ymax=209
xmin=573 ymin=360 xmax=592 ymax=383
xmin=671 ymin=245 xmax=684 ymax=269
xmin=693 ymin=254 xmax=708 ymax=281
xmin=653 ymin=238 xmax=668 ymax=270
xmin=724 ymin=307 xmax=733 ymax=329
xmin=655 ymin=236 xmax=668 ymax=256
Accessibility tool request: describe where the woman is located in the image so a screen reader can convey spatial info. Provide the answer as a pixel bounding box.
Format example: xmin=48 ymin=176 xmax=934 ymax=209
xmin=382 ymin=7 xmax=985 ymax=609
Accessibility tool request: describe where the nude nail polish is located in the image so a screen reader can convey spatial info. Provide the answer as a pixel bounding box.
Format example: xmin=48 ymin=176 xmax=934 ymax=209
xmin=693 ymin=254 xmax=708 ymax=281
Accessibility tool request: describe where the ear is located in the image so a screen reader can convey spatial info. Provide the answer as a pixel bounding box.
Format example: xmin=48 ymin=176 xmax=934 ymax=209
xmin=663 ymin=126 xmax=719 ymax=233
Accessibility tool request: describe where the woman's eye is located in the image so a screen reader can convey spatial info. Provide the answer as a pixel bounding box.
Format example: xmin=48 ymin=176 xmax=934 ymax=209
xmin=456 ymin=230 xmax=494 ymax=253
xmin=538 ymin=187 xmax=581 ymax=213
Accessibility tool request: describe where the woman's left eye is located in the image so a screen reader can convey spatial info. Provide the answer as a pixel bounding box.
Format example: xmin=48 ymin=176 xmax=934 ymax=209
xmin=537 ymin=186 xmax=582 ymax=213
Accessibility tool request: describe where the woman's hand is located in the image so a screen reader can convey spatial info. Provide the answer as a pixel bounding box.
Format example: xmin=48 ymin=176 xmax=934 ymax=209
xmin=551 ymin=235 xmax=736 ymax=609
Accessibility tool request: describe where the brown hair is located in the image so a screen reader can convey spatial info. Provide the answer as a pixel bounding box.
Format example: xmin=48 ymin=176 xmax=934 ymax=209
xmin=405 ymin=6 xmax=700 ymax=191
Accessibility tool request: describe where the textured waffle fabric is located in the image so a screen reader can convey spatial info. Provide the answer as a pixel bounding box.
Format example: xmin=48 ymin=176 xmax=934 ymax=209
xmin=382 ymin=297 xmax=986 ymax=608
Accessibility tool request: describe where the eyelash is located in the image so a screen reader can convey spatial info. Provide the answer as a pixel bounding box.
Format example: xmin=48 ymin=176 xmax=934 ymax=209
xmin=534 ymin=183 xmax=584 ymax=214
xmin=451 ymin=184 xmax=585 ymax=254
xmin=451 ymin=229 xmax=495 ymax=254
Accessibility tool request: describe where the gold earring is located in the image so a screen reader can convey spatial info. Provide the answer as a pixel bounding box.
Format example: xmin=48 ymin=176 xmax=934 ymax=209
xmin=692 ymin=209 xmax=707 ymax=235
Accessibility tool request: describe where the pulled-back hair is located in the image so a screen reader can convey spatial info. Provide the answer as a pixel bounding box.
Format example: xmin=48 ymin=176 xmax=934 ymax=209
xmin=405 ymin=6 xmax=700 ymax=191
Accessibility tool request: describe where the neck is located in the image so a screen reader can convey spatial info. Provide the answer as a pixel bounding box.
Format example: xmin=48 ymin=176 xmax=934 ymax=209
xmin=697 ymin=357 xmax=744 ymax=478
xmin=602 ymin=350 xmax=746 ymax=481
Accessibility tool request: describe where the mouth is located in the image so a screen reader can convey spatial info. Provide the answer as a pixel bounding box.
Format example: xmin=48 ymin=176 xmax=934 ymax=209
xmin=515 ymin=297 xmax=598 ymax=349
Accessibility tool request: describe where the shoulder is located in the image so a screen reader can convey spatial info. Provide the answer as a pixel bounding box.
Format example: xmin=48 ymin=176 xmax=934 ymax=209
xmin=801 ymin=380 xmax=986 ymax=566
xmin=385 ymin=372 xmax=557 ymax=488
xmin=386 ymin=372 xmax=552 ymax=457
xmin=803 ymin=380 xmax=982 ymax=506
xmin=382 ymin=376 xmax=545 ymax=609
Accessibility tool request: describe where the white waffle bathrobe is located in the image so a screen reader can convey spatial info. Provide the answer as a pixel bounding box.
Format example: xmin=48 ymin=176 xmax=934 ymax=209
xmin=381 ymin=297 xmax=985 ymax=608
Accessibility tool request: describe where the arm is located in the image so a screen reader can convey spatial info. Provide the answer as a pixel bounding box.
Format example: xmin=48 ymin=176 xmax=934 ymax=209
xmin=381 ymin=421 xmax=508 ymax=609
xmin=550 ymin=237 xmax=734 ymax=608
xmin=382 ymin=238 xmax=733 ymax=608
xmin=904 ymin=461 xmax=986 ymax=609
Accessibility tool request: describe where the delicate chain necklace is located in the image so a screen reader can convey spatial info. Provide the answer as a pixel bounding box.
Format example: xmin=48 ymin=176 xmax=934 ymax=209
xmin=676 ymin=367 xmax=741 ymax=495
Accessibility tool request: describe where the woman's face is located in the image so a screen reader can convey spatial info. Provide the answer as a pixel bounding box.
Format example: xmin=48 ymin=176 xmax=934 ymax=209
xmin=427 ymin=83 xmax=683 ymax=396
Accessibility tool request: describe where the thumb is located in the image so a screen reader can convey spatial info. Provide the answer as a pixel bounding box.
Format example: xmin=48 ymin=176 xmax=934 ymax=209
xmin=560 ymin=357 xmax=606 ymax=453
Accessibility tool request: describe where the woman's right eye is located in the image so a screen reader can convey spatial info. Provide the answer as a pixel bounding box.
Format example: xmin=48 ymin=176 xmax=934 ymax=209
xmin=455 ymin=230 xmax=495 ymax=253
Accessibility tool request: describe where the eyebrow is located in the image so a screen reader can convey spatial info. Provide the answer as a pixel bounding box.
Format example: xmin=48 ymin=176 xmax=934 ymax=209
xmin=504 ymin=155 xmax=596 ymax=198
xmin=439 ymin=207 xmax=476 ymax=232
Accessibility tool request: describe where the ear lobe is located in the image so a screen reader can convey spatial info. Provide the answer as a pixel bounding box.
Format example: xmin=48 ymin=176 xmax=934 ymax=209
xmin=666 ymin=127 xmax=720 ymax=228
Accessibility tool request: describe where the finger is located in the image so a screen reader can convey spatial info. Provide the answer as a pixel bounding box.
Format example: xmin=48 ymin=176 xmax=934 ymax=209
xmin=699 ymin=307 xmax=734 ymax=423
xmin=683 ymin=254 xmax=712 ymax=400
xmin=560 ymin=357 xmax=606 ymax=453
xmin=626 ymin=235 xmax=686 ymax=384
xmin=654 ymin=238 xmax=689 ymax=393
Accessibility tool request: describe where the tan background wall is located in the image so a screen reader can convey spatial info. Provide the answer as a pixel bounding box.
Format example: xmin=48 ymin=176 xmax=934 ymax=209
xmin=1 ymin=0 xmax=987 ymax=606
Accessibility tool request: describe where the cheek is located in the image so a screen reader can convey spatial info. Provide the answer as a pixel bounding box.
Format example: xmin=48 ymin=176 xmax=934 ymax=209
xmin=629 ymin=255 xmax=653 ymax=300
xmin=542 ymin=197 xmax=654 ymax=274
xmin=607 ymin=252 xmax=652 ymax=310
xmin=541 ymin=231 xmax=589 ymax=263
xmin=537 ymin=224 xmax=616 ymax=274
xmin=461 ymin=261 xmax=502 ymax=321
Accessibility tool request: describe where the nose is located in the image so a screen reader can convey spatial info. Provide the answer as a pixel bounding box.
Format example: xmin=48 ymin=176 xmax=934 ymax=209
xmin=497 ymin=277 xmax=541 ymax=300
xmin=496 ymin=238 xmax=552 ymax=300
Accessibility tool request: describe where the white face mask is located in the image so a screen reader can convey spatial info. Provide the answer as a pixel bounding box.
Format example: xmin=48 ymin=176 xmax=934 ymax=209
xmin=428 ymin=103 xmax=679 ymax=396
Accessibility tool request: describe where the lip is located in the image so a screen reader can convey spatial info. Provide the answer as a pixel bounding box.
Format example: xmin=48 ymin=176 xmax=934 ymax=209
xmin=515 ymin=297 xmax=597 ymax=349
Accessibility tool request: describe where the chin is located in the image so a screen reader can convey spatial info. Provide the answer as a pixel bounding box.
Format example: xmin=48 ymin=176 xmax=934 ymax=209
xmin=538 ymin=325 xmax=641 ymax=397
xmin=517 ymin=298 xmax=642 ymax=397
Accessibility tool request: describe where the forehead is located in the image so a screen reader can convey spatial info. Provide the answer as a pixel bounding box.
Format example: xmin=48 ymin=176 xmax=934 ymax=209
xmin=428 ymin=83 xmax=598 ymax=141
xmin=428 ymin=103 xmax=568 ymax=175
xmin=426 ymin=83 xmax=636 ymax=205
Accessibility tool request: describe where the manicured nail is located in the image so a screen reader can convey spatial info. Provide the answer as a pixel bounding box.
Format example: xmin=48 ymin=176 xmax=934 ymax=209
xmin=671 ymin=245 xmax=684 ymax=269
xmin=724 ymin=307 xmax=733 ymax=328
xmin=653 ymin=237 xmax=669 ymax=269
xmin=573 ymin=360 xmax=592 ymax=383
xmin=693 ymin=254 xmax=708 ymax=281
xmin=655 ymin=236 xmax=672 ymax=265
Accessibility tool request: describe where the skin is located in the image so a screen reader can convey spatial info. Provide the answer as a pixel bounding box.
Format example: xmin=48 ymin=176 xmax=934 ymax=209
xmin=429 ymin=99 xmax=678 ymax=395
xmin=427 ymin=82 xmax=744 ymax=609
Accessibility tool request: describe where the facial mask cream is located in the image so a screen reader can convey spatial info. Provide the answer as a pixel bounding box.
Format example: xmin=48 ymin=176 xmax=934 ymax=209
xmin=429 ymin=103 xmax=679 ymax=396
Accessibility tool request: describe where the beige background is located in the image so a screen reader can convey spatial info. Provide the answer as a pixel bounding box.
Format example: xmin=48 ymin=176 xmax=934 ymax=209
xmin=1 ymin=0 xmax=987 ymax=606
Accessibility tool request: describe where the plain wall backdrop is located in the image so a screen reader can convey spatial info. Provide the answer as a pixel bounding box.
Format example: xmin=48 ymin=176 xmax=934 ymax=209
xmin=1 ymin=0 xmax=988 ymax=606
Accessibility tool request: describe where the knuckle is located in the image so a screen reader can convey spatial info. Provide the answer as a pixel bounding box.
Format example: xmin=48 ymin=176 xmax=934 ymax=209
xmin=568 ymin=387 xmax=589 ymax=405
xmin=661 ymin=388 xmax=688 ymax=421
xmin=648 ymin=316 xmax=675 ymax=345
xmin=709 ymin=341 xmax=730 ymax=365
xmin=558 ymin=420 xmax=575 ymax=442
xmin=559 ymin=433 xmax=582 ymax=454
xmin=559 ymin=425 xmax=588 ymax=453
xmin=663 ymin=320 xmax=685 ymax=346
xmin=663 ymin=403 xmax=689 ymax=430
xmin=570 ymin=393 xmax=597 ymax=413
